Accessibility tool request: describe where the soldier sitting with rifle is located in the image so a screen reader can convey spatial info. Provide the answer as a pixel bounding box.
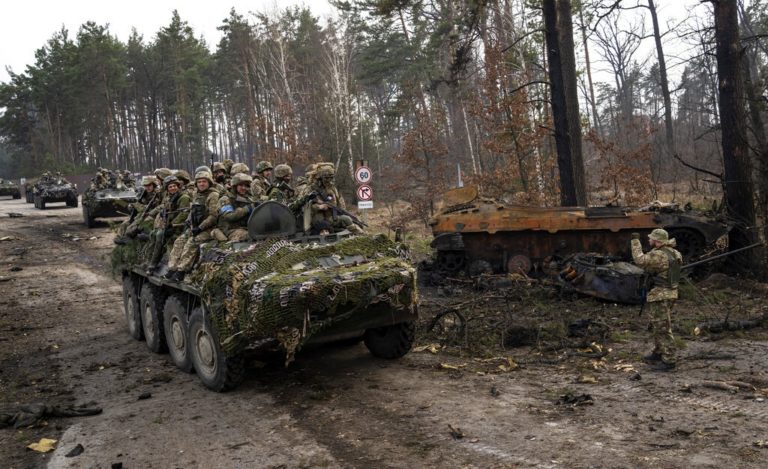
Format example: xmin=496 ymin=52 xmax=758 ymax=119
xmin=115 ymin=176 xmax=160 ymax=244
xmin=164 ymin=171 xmax=220 ymax=282
xmin=267 ymin=164 xmax=296 ymax=205
xmin=212 ymin=173 xmax=259 ymax=242
xmin=305 ymin=164 xmax=365 ymax=234
xmin=251 ymin=160 xmax=273 ymax=199
xmin=145 ymin=176 xmax=190 ymax=274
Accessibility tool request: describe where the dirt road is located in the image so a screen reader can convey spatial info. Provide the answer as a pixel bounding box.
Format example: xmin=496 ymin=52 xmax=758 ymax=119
xmin=1 ymin=196 xmax=768 ymax=468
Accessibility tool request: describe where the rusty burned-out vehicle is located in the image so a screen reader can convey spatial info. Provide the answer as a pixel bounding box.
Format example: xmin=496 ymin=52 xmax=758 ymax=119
xmin=0 ymin=178 xmax=21 ymax=199
xmin=429 ymin=186 xmax=729 ymax=276
xmin=113 ymin=201 xmax=418 ymax=391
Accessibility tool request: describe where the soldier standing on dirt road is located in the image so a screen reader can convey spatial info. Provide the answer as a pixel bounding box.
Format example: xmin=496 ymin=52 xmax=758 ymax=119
xmin=631 ymin=228 xmax=683 ymax=371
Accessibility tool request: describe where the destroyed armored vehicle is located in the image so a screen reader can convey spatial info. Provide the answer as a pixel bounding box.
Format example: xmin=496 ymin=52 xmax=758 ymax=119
xmin=82 ymin=180 xmax=137 ymax=227
xmin=430 ymin=186 xmax=728 ymax=275
xmin=0 ymin=178 xmax=21 ymax=199
xmin=32 ymin=175 xmax=79 ymax=209
xmin=113 ymin=201 xmax=418 ymax=391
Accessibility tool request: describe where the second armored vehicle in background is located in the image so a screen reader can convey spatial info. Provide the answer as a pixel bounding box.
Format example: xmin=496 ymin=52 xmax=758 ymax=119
xmin=32 ymin=174 xmax=79 ymax=209
xmin=429 ymin=186 xmax=729 ymax=276
xmin=0 ymin=178 xmax=21 ymax=199
xmin=82 ymin=177 xmax=137 ymax=227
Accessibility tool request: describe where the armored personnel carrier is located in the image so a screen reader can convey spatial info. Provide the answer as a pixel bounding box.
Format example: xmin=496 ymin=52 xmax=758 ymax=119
xmin=82 ymin=179 xmax=137 ymax=227
xmin=33 ymin=174 xmax=78 ymax=209
xmin=113 ymin=201 xmax=418 ymax=391
xmin=0 ymin=178 xmax=21 ymax=199
xmin=429 ymin=186 xmax=729 ymax=275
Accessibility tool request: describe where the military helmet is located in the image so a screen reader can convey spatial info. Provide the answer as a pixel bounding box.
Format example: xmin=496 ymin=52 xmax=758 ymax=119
xmin=174 ymin=169 xmax=191 ymax=184
xmin=212 ymin=162 xmax=226 ymax=173
xmin=255 ymin=161 xmax=274 ymax=174
xmin=140 ymin=176 xmax=157 ymax=186
xmin=274 ymin=164 xmax=292 ymax=179
xmin=194 ymin=165 xmax=210 ymax=174
xmin=648 ymin=228 xmax=669 ymax=243
xmin=230 ymin=162 xmax=250 ymax=175
xmin=194 ymin=171 xmax=214 ymax=185
xmin=154 ymin=167 xmax=173 ymax=181
xmin=231 ymin=173 xmax=253 ymax=187
xmin=163 ymin=175 xmax=181 ymax=189
xmin=316 ymin=164 xmax=335 ymax=179
xmin=304 ymin=163 xmax=317 ymax=174
xmin=222 ymin=158 xmax=234 ymax=172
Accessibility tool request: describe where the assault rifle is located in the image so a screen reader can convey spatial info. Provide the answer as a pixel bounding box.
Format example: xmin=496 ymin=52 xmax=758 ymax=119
xmin=316 ymin=192 xmax=368 ymax=229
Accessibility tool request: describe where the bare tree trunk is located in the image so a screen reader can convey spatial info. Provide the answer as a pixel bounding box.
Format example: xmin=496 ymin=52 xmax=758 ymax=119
xmin=714 ymin=0 xmax=760 ymax=273
xmin=648 ymin=0 xmax=675 ymax=158
xmin=578 ymin=4 xmax=600 ymax=133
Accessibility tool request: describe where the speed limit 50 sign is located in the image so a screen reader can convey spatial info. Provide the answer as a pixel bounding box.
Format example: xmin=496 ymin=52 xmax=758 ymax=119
xmin=354 ymin=166 xmax=372 ymax=184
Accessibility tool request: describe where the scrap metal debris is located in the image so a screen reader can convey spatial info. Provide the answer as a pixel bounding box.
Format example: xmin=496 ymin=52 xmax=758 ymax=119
xmin=448 ymin=424 xmax=465 ymax=440
xmin=65 ymin=444 xmax=85 ymax=457
xmin=0 ymin=236 xmax=20 ymax=242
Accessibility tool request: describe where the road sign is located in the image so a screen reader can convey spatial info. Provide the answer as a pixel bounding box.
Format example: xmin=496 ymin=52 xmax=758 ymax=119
xmin=358 ymin=201 xmax=373 ymax=209
xmin=356 ymin=184 xmax=373 ymax=201
xmin=354 ymin=166 xmax=373 ymax=184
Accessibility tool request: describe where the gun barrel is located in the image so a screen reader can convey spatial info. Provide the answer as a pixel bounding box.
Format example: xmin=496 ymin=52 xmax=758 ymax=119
xmin=682 ymin=242 xmax=763 ymax=270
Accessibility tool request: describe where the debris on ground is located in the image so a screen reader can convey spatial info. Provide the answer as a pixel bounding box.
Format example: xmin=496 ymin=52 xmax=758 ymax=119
xmin=0 ymin=403 xmax=102 ymax=429
xmin=0 ymin=236 xmax=20 ymax=242
xmin=448 ymin=424 xmax=464 ymax=440
xmin=65 ymin=443 xmax=85 ymax=457
xmin=138 ymin=392 xmax=152 ymax=400
xmin=8 ymin=212 xmax=24 ymax=218
xmin=556 ymin=393 xmax=594 ymax=407
xmin=27 ymin=438 xmax=57 ymax=453
xmin=9 ymin=266 xmax=22 ymax=272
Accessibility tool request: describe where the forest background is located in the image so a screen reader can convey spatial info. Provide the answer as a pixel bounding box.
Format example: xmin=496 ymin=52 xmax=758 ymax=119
xmin=1 ymin=0 xmax=767 ymax=242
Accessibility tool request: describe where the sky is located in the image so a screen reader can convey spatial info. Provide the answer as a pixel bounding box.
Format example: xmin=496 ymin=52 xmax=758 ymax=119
xmin=0 ymin=0 xmax=334 ymax=83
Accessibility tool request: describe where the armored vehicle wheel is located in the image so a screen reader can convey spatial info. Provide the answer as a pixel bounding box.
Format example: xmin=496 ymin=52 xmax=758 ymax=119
xmin=188 ymin=307 xmax=245 ymax=391
xmin=25 ymin=191 xmax=33 ymax=203
xmin=122 ymin=275 xmax=143 ymax=340
xmin=13 ymin=193 xmax=20 ymax=199
xmin=163 ymin=294 xmax=193 ymax=373
xmin=140 ymin=284 xmax=167 ymax=353
xmin=363 ymin=321 xmax=416 ymax=359
xmin=83 ymin=205 xmax=95 ymax=228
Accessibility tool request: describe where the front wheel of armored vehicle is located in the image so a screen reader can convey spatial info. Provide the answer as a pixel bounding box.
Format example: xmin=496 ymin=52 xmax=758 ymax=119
xmin=188 ymin=307 xmax=245 ymax=392
xmin=163 ymin=294 xmax=193 ymax=373
xmin=140 ymin=284 xmax=167 ymax=353
xmin=122 ymin=275 xmax=143 ymax=340
xmin=25 ymin=191 xmax=33 ymax=203
xmin=12 ymin=193 xmax=20 ymax=199
xmin=363 ymin=321 xmax=416 ymax=359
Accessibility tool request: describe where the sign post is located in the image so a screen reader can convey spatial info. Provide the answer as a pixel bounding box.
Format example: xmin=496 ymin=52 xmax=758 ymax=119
xmin=354 ymin=163 xmax=373 ymax=211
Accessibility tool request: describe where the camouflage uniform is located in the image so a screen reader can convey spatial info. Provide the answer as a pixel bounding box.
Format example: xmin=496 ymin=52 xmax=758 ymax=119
xmin=250 ymin=161 xmax=273 ymax=199
xmin=212 ymin=174 xmax=258 ymax=242
xmin=306 ymin=164 xmax=361 ymax=234
xmin=117 ymin=176 xmax=159 ymax=237
xmin=267 ymin=164 xmax=296 ymax=205
xmin=146 ymin=176 xmax=191 ymax=271
xmin=167 ymin=171 xmax=220 ymax=277
xmin=631 ymin=228 xmax=683 ymax=367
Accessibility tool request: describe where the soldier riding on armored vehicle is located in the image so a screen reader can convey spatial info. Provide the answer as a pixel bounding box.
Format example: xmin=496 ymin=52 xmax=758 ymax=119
xmin=82 ymin=169 xmax=138 ymax=227
xmin=32 ymin=172 xmax=79 ymax=209
xmin=113 ymin=194 xmax=417 ymax=391
xmin=0 ymin=178 xmax=21 ymax=199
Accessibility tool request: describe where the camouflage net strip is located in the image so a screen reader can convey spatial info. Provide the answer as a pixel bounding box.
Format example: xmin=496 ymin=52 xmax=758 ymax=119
xmin=191 ymin=235 xmax=416 ymax=357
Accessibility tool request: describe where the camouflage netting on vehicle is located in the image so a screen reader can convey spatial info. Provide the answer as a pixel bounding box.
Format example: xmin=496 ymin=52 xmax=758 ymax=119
xmin=190 ymin=235 xmax=416 ymax=359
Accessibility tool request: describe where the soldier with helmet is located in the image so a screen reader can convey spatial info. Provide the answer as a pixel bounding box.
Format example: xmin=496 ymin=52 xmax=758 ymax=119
xmin=294 ymin=163 xmax=317 ymax=195
xmin=116 ymin=175 xmax=160 ymax=239
xmin=212 ymin=162 xmax=228 ymax=186
xmin=631 ymin=228 xmax=683 ymax=371
xmin=307 ymin=163 xmax=361 ymax=234
xmin=250 ymin=160 xmax=273 ymax=199
xmin=174 ymin=169 xmax=192 ymax=191
xmin=229 ymin=162 xmax=250 ymax=177
xmin=267 ymin=164 xmax=295 ymax=205
xmin=165 ymin=171 xmax=220 ymax=281
xmin=145 ymin=176 xmax=191 ymax=274
xmin=222 ymin=158 xmax=235 ymax=175
xmin=212 ymin=173 xmax=258 ymax=242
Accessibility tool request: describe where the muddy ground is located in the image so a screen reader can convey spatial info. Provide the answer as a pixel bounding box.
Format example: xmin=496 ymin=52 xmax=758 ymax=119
xmin=1 ymin=195 xmax=768 ymax=468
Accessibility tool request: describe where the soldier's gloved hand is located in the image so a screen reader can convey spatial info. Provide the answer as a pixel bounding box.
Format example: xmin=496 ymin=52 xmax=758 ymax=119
xmin=191 ymin=226 xmax=202 ymax=236
xmin=631 ymin=232 xmax=640 ymax=240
